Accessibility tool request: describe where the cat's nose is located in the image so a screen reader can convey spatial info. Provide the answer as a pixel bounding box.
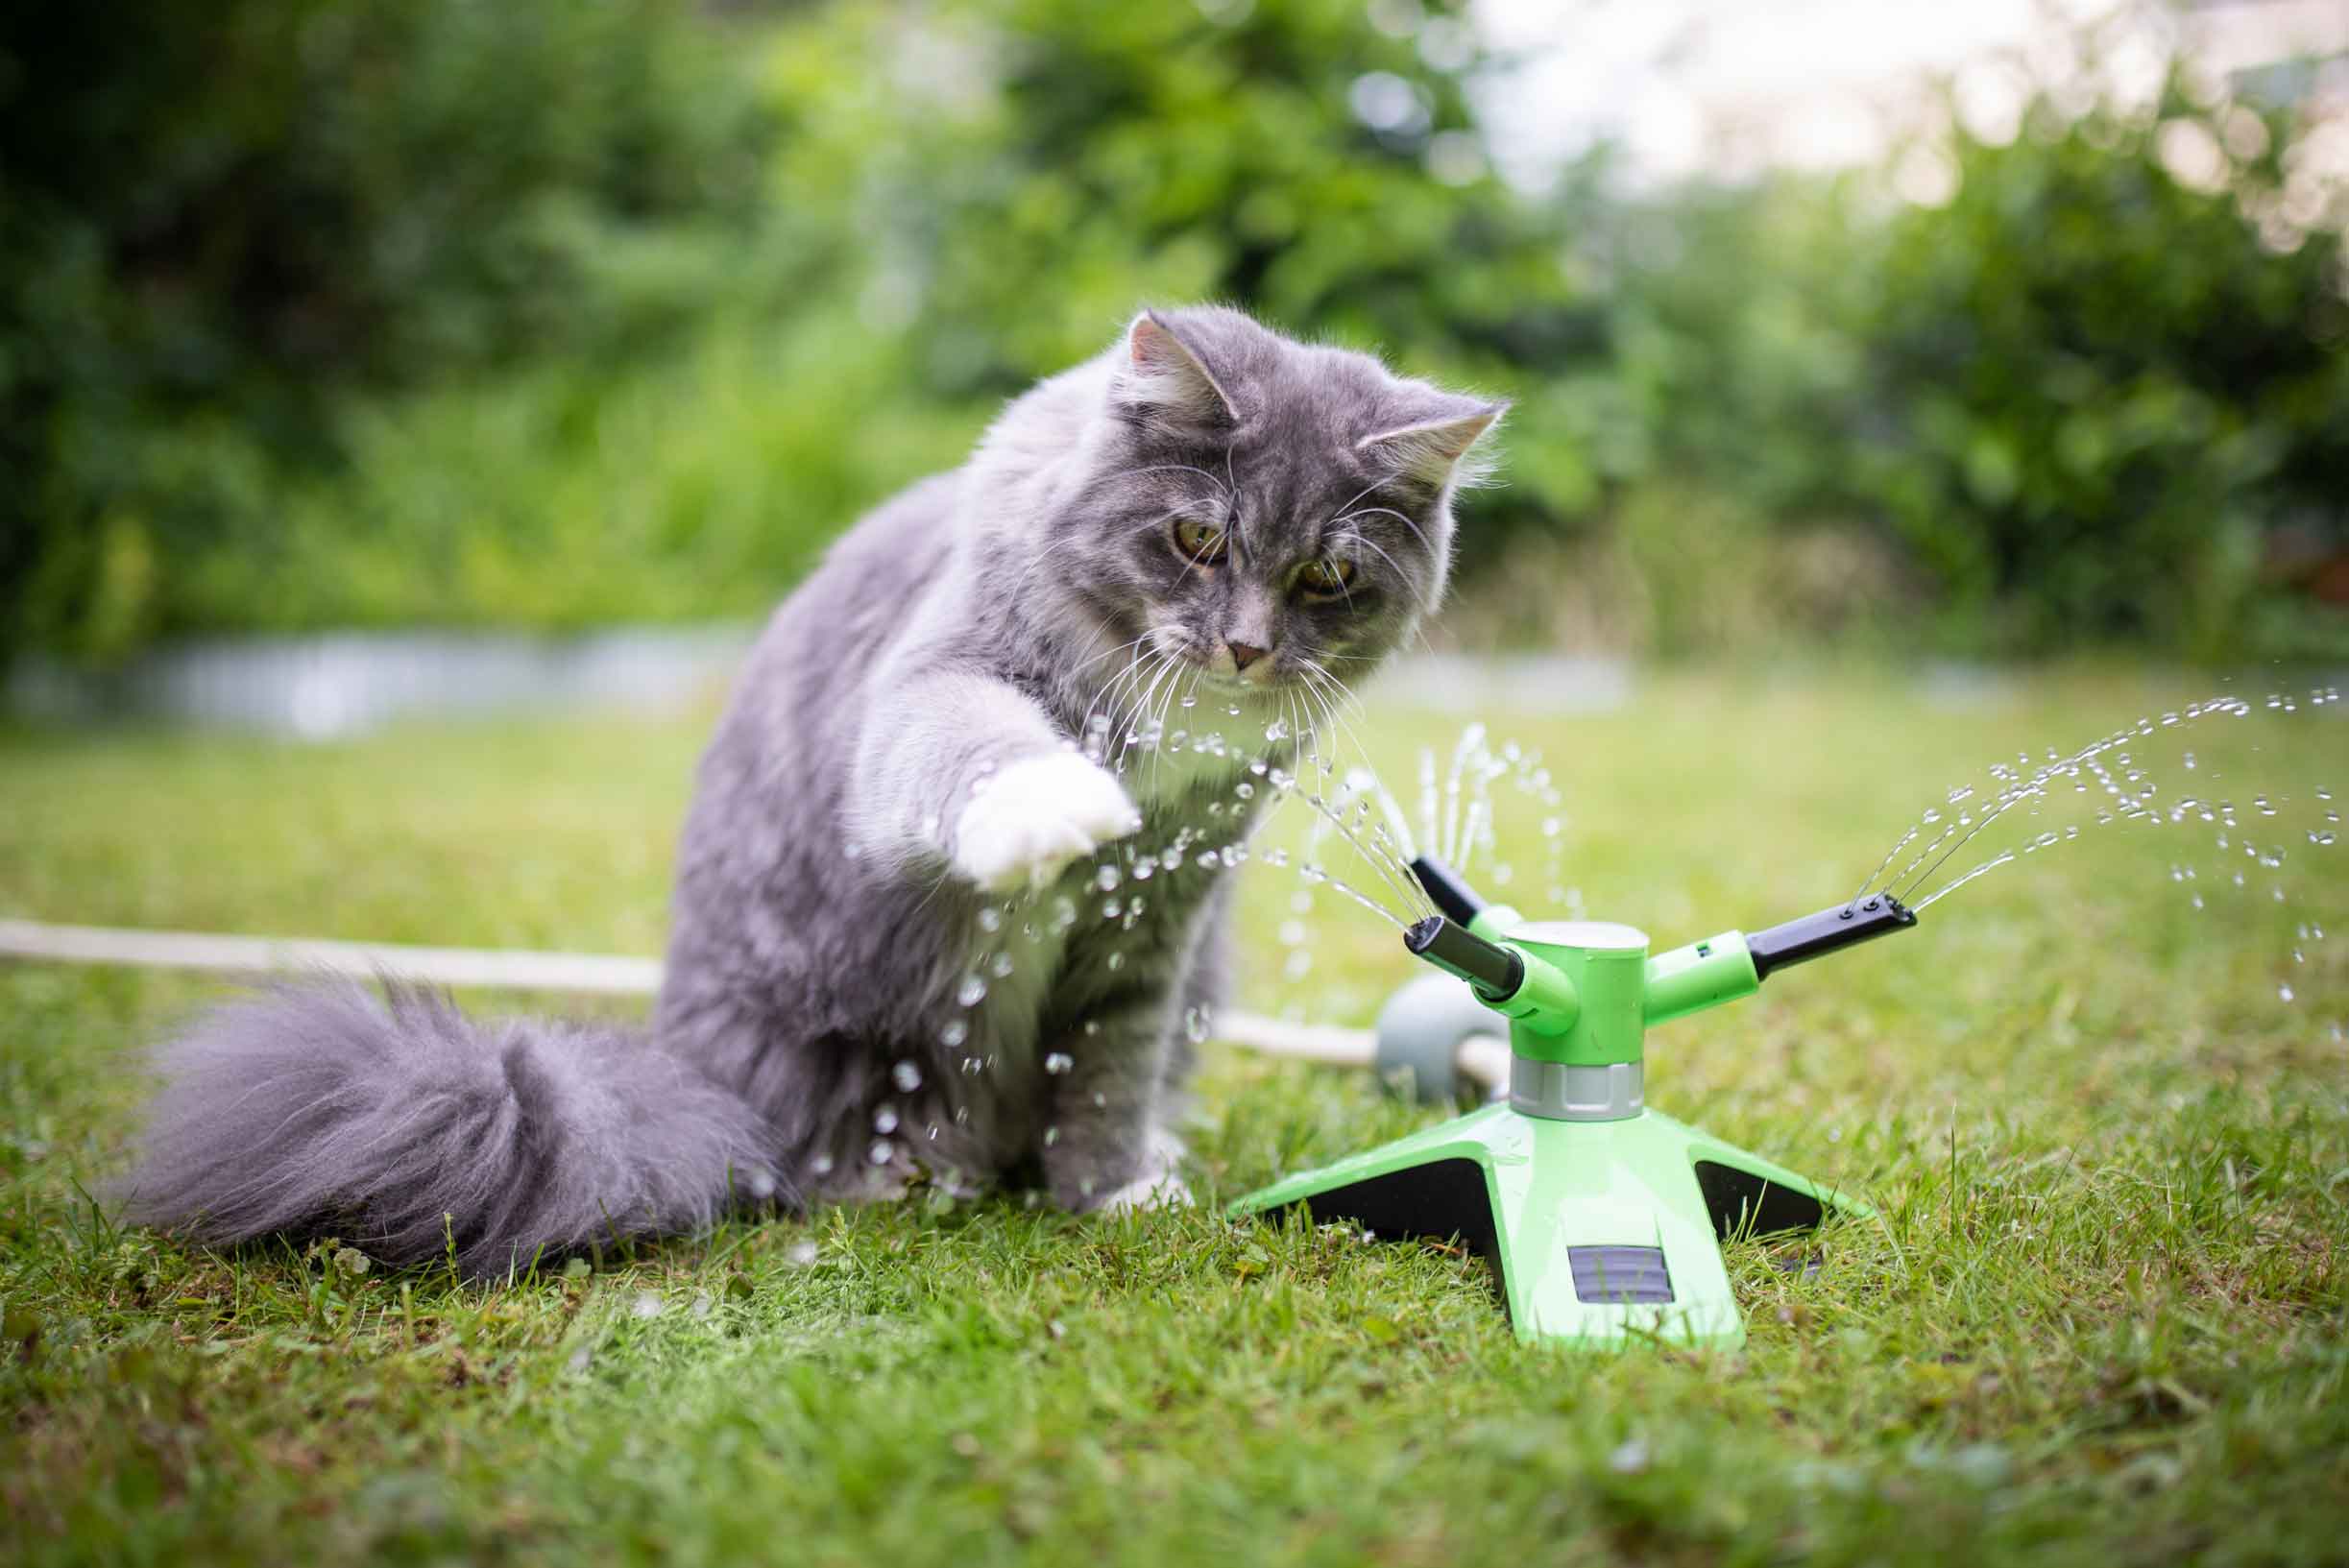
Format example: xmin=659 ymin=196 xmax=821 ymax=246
xmin=1227 ymin=640 xmax=1269 ymax=671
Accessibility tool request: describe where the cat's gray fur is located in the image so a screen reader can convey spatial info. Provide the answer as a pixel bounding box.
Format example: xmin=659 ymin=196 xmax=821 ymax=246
xmin=119 ymin=305 xmax=1502 ymax=1277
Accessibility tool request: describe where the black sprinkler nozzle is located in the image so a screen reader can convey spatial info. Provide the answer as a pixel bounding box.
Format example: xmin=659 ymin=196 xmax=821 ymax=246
xmin=1746 ymin=895 xmax=1919 ymax=980
xmin=1409 ymin=854 xmax=1488 ymax=927
xmin=1404 ymin=914 xmax=1525 ymax=1001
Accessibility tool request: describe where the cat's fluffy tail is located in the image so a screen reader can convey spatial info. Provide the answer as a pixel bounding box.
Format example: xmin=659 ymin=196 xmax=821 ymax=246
xmin=118 ymin=978 xmax=777 ymax=1278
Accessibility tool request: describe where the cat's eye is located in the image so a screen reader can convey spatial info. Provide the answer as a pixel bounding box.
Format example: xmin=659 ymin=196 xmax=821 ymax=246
xmin=1296 ymin=556 xmax=1356 ymax=597
xmin=1173 ymin=515 xmax=1227 ymax=565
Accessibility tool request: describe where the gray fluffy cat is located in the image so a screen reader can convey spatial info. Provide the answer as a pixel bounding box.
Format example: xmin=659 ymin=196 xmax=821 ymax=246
xmin=121 ymin=306 xmax=1502 ymax=1276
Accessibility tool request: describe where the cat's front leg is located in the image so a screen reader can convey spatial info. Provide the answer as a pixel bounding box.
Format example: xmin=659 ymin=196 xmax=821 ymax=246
xmin=1037 ymin=986 xmax=1188 ymax=1213
xmin=849 ymin=667 xmax=1141 ymax=889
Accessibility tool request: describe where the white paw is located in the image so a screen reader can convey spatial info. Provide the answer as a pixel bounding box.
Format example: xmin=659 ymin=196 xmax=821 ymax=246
xmin=1099 ymin=1170 xmax=1193 ymax=1214
xmin=1097 ymin=1128 xmax=1191 ymax=1214
xmin=954 ymin=753 xmax=1142 ymax=892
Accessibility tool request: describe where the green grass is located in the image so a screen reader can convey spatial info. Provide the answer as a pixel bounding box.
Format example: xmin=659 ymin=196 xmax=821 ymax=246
xmin=3 ymin=665 xmax=2345 ymax=1566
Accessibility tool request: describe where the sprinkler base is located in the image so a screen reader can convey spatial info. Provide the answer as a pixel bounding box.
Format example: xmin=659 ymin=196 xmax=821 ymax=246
xmin=1229 ymin=1103 xmax=1868 ymax=1351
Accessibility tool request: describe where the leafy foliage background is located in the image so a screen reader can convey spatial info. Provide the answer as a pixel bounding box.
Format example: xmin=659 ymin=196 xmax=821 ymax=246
xmin=3 ymin=0 xmax=2342 ymax=663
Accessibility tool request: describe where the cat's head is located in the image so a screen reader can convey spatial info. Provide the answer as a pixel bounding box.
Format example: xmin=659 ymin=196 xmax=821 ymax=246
xmin=1044 ymin=306 xmax=1502 ymax=719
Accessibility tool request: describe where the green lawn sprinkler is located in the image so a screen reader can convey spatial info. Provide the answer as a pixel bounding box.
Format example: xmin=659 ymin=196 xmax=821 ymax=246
xmin=1230 ymin=856 xmax=1917 ymax=1351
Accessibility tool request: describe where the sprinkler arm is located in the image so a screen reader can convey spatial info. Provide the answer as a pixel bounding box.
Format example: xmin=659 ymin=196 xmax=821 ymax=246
xmin=1403 ymin=916 xmax=1581 ymax=1036
xmin=1405 ymin=855 xmax=1918 ymax=1039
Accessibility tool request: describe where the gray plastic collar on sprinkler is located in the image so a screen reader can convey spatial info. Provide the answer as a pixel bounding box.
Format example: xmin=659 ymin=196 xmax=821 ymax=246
xmin=1510 ymin=1057 xmax=1645 ymax=1121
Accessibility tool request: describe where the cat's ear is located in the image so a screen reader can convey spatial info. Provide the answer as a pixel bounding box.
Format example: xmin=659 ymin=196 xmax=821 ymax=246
xmin=1358 ymin=397 xmax=1509 ymax=491
xmin=1113 ymin=310 xmax=1239 ymax=427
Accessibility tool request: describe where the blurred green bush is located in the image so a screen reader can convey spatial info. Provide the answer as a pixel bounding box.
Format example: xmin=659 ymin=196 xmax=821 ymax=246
xmin=2 ymin=0 xmax=2342 ymax=663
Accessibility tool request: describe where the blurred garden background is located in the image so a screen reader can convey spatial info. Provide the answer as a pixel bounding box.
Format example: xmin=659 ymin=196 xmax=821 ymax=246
xmin=5 ymin=0 xmax=2346 ymax=688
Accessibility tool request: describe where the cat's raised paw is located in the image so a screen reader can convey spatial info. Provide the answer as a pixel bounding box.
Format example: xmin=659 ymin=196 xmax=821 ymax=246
xmin=954 ymin=753 xmax=1142 ymax=891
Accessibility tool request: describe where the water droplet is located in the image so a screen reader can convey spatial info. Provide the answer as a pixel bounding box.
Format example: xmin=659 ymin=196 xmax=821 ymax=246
xmin=1102 ymin=897 xmax=1123 ymax=919
xmin=874 ymin=1106 xmax=900 ymax=1135
xmin=1083 ymin=1021 xmax=1102 ymax=1037
xmin=1106 ymin=953 xmax=1126 ymax=971
xmin=1094 ymin=865 xmax=1122 ymax=892
xmin=1197 ymin=851 xmax=1221 ymax=869
xmin=1283 ymin=950 xmax=1313 ymax=979
xmin=893 ymin=1060 xmax=924 ymax=1091
xmin=786 ymin=1240 xmax=819 ymax=1267
xmin=811 ymin=1153 xmax=836 ymax=1176
xmin=869 ymin=1138 xmax=895 ymax=1166
xmin=1235 ymin=781 xmax=1254 ymax=800
xmin=1180 ymin=694 xmax=1198 ymax=710
xmin=1043 ymin=1125 xmax=1060 ymax=1146
xmin=957 ymin=974 xmax=988 ymax=1007
xmin=1265 ymin=719 xmax=1290 ymax=742
xmin=989 ymin=951 xmax=1014 ymax=977
xmin=1044 ymin=1051 xmax=1075 ymax=1074
xmin=2279 ymin=983 xmax=2295 ymax=1002
xmin=977 ymin=906 xmax=1003 ymax=932
xmin=1185 ymin=1006 xmax=1212 ymax=1043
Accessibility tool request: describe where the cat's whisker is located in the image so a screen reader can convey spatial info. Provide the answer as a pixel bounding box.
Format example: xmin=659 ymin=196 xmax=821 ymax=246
xmin=1330 ymin=505 xmax=1438 ymax=562
xmin=1224 ymin=445 xmax=1243 ymax=555
xmin=1104 ymin=648 xmax=1179 ymax=746
xmin=1122 ymin=649 xmax=1185 ymax=756
xmin=1296 ymin=657 xmax=1366 ymax=720
xmin=1150 ymin=663 xmax=1208 ymax=791
xmin=1290 ymin=670 xmax=1356 ymax=775
xmin=1072 ymin=633 xmax=1153 ymax=678
xmin=1333 ymin=531 xmax=1417 ymax=593
xmin=1325 ymin=478 xmax=1387 ymax=529
xmin=1081 ymin=644 xmax=1158 ymax=737
xmin=1297 ymin=665 xmax=1372 ymax=783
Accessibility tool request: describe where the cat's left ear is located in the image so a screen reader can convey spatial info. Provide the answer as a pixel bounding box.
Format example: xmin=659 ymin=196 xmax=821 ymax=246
xmin=1113 ymin=310 xmax=1240 ymax=427
xmin=1358 ymin=397 xmax=1510 ymax=491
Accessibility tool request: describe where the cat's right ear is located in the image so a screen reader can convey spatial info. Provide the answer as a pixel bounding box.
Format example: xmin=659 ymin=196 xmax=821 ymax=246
xmin=1111 ymin=310 xmax=1239 ymax=428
